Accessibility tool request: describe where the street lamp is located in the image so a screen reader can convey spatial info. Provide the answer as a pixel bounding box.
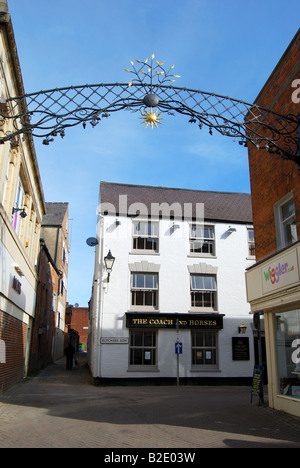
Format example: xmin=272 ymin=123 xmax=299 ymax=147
xmin=104 ymin=250 xmax=115 ymax=282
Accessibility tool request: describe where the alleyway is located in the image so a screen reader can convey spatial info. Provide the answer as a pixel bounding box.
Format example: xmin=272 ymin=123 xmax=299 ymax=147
xmin=1 ymin=353 xmax=300 ymax=448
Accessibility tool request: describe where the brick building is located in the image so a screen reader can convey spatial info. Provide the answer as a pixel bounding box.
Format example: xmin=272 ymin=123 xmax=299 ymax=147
xmin=41 ymin=203 xmax=70 ymax=360
xmin=66 ymin=305 xmax=89 ymax=352
xmin=0 ymin=2 xmax=70 ymax=392
xmin=0 ymin=2 xmax=46 ymax=393
xmin=29 ymin=240 xmax=62 ymax=372
xmin=246 ymin=29 xmax=300 ymax=417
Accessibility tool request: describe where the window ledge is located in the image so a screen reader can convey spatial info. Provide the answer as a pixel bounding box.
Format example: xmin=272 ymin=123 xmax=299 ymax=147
xmin=130 ymin=251 xmax=160 ymax=256
xmin=127 ymin=367 xmax=160 ymax=373
xmin=188 ymin=254 xmax=217 ymax=259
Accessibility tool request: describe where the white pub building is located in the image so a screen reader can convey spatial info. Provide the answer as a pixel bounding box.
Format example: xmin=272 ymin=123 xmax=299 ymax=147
xmin=88 ymin=182 xmax=256 ymax=385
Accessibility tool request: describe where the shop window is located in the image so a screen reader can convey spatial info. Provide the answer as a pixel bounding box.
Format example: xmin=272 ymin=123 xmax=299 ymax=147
xmin=132 ymin=220 xmax=159 ymax=253
xmin=191 ymin=331 xmax=218 ymax=369
xmin=129 ymin=330 xmax=157 ymax=367
xmin=275 ymin=309 xmax=300 ymax=399
xmin=190 ymin=224 xmax=215 ymax=256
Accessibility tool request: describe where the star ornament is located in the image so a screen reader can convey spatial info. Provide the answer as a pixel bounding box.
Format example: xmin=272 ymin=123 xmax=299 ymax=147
xmin=140 ymin=108 xmax=163 ymax=129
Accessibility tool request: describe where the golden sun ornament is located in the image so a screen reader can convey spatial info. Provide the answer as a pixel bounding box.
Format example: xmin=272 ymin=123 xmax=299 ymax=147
xmin=140 ymin=107 xmax=163 ymax=129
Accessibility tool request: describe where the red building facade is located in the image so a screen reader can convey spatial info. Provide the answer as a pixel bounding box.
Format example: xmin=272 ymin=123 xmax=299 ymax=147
xmin=246 ymin=29 xmax=300 ymax=417
xmin=66 ymin=305 xmax=89 ymax=352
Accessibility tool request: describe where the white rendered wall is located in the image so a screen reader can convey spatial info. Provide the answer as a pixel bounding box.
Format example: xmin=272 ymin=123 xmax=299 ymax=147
xmin=93 ymin=214 xmax=255 ymax=380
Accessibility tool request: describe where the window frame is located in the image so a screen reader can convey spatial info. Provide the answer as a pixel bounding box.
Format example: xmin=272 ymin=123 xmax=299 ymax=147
xmin=247 ymin=227 xmax=255 ymax=258
xmin=191 ymin=330 xmax=219 ymax=370
xmin=128 ymin=329 xmax=158 ymax=370
xmin=274 ymin=193 xmax=297 ymax=250
xmin=189 ymin=224 xmax=215 ymax=257
xmin=13 ymin=176 xmax=25 ymax=235
xmin=190 ymin=274 xmax=218 ymax=311
xmin=131 ymin=272 xmax=159 ymax=310
xmin=132 ymin=220 xmax=159 ymax=253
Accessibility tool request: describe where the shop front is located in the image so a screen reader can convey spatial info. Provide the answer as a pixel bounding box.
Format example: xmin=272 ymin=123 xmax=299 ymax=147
xmin=246 ymin=241 xmax=300 ymax=417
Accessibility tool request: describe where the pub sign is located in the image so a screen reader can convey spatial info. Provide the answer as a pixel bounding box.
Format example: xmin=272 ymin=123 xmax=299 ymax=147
xmin=126 ymin=313 xmax=224 ymax=330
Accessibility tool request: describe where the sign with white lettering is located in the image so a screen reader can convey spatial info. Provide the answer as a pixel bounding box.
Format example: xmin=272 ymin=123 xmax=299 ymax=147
xmin=100 ymin=337 xmax=129 ymax=344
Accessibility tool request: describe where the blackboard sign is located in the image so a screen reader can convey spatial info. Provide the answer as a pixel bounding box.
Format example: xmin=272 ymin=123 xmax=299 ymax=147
xmin=232 ymin=337 xmax=250 ymax=361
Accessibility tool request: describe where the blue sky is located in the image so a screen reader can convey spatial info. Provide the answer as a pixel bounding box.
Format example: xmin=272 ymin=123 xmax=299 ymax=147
xmin=7 ymin=0 xmax=300 ymax=306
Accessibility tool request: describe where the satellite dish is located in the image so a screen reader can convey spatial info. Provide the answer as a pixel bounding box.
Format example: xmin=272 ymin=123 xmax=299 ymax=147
xmin=86 ymin=237 xmax=98 ymax=247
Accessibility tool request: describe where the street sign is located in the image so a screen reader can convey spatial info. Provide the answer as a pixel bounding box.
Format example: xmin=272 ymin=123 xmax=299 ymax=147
xmin=175 ymin=342 xmax=183 ymax=354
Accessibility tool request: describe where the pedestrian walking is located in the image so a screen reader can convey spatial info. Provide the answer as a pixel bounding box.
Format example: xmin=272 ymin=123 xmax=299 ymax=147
xmin=64 ymin=342 xmax=75 ymax=371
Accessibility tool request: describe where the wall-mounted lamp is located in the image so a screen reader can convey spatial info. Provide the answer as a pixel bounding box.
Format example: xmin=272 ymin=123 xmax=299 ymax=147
xmin=14 ymin=265 xmax=24 ymax=277
xmin=12 ymin=207 xmax=27 ymax=219
xmin=104 ymin=250 xmax=115 ymax=282
xmin=115 ymin=219 xmax=121 ymax=227
xmin=228 ymin=226 xmax=236 ymax=233
xmin=238 ymin=322 xmax=247 ymax=334
xmin=10 ymin=135 xmax=19 ymax=148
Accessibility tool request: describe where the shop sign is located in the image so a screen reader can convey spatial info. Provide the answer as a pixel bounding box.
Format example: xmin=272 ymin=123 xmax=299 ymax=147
xmin=100 ymin=337 xmax=129 ymax=344
xmin=261 ymin=250 xmax=299 ymax=294
xmin=126 ymin=313 xmax=224 ymax=329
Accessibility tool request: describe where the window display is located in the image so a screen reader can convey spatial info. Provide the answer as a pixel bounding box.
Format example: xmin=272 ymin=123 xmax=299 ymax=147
xmin=275 ymin=309 xmax=300 ymax=399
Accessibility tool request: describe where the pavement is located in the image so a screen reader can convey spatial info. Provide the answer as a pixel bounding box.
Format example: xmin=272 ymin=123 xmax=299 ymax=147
xmin=1 ymin=353 xmax=300 ymax=449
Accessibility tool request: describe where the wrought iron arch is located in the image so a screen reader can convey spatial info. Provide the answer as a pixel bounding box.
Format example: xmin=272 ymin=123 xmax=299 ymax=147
xmin=0 ymin=56 xmax=299 ymax=165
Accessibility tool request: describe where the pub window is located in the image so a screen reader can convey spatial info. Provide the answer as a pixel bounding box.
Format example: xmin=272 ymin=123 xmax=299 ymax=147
xmin=191 ymin=331 xmax=218 ymax=368
xmin=190 ymin=274 xmax=217 ymax=310
xmin=129 ymin=330 xmax=157 ymax=367
xmin=132 ymin=220 xmax=159 ymax=253
xmin=131 ymin=273 xmax=158 ymax=309
xmin=247 ymin=228 xmax=255 ymax=257
xmin=190 ymin=224 xmax=215 ymax=256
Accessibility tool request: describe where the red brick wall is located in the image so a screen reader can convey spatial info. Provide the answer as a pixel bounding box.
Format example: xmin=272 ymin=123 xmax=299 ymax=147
xmin=66 ymin=307 xmax=89 ymax=351
xmin=247 ymin=30 xmax=300 ymax=261
xmin=29 ymin=245 xmax=60 ymax=373
xmin=0 ymin=310 xmax=27 ymax=394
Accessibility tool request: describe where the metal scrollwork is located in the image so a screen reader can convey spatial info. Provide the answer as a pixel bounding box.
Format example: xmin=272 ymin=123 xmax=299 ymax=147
xmin=0 ymin=53 xmax=298 ymax=165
